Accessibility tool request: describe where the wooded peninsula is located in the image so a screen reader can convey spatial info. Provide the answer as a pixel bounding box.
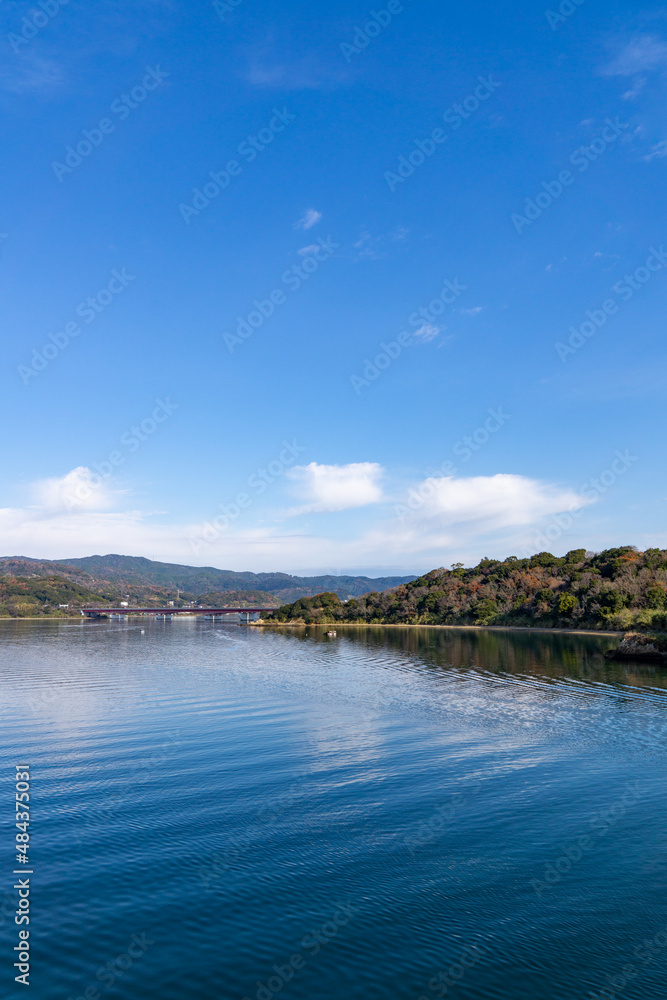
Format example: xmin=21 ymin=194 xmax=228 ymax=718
xmin=266 ymin=547 xmax=667 ymax=634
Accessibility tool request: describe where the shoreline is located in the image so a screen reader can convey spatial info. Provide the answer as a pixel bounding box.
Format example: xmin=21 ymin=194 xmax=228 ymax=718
xmin=253 ymin=622 xmax=624 ymax=637
xmin=0 ymin=617 xmax=623 ymax=637
xmin=0 ymin=616 xmax=86 ymax=620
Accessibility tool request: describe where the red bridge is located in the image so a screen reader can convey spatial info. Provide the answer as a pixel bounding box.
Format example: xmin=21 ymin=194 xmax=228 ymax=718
xmin=81 ymin=607 xmax=275 ymax=618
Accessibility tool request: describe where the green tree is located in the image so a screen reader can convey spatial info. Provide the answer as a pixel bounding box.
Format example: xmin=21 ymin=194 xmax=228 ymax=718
xmin=646 ymin=586 xmax=666 ymax=609
xmin=474 ymin=599 xmax=498 ymax=623
xmin=598 ymin=590 xmax=626 ymax=613
xmin=557 ymin=593 xmax=577 ymax=616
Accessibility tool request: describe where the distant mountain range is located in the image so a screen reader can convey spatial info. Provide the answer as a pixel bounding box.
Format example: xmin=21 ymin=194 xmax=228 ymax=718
xmin=0 ymin=554 xmax=416 ymax=616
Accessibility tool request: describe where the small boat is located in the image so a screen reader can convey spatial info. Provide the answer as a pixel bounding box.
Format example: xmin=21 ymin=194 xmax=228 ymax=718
xmin=326 ymin=630 xmax=337 ymax=637
xmin=109 ymin=614 xmax=127 ymax=621
xmin=155 ymin=614 xmax=173 ymax=621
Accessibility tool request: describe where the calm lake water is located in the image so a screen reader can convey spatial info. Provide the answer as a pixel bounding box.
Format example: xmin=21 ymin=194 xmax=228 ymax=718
xmin=2 ymin=620 xmax=667 ymax=1000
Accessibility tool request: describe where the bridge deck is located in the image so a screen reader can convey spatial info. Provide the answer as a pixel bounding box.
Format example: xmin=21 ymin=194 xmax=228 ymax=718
xmin=81 ymin=607 xmax=275 ymax=615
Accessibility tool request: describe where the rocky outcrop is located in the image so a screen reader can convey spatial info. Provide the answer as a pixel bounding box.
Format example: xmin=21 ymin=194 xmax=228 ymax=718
xmin=605 ymin=632 xmax=667 ymax=664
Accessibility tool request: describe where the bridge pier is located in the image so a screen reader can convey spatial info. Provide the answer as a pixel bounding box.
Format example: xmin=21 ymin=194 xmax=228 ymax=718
xmin=238 ymin=611 xmax=261 ymax=625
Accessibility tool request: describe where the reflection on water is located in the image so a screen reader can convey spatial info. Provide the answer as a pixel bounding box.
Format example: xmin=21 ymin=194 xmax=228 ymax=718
xmin=0 ymin=619 xmax=666 ymax=1000
xmin=296 ymin=624 xmax=643 ymax=683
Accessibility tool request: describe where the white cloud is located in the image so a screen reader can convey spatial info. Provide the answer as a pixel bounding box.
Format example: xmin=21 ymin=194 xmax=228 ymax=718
xmin=622 ymin=78 xmax=647 ymax=100
xmin=0 ymin=467 xmax=600 ymax=575
xmin=294 ymin=209 xmax=322 ymax=230
xmin=287 ymin=462 xmax=384 ymax=514
xmin=397 ymin=474 xmax=592 ymax=534
xmin=33 ymin=467 xmax=122 ymax=512
xmin=353 ymin=231 xmax=384 ymax=261
xmin=243 ymin=51 xmax=345 ymax=91
xmin=298 ymin=244 xmax=320 ymax=255
xmin=413 ymin=323 xmax=440 ymax=343
xmin=603 ymin=35 xmax=667 ymax=76
xmin=643 ymin=139 xmax=667 ymax=161
xmin=0 ymin=55 xmax=64 ymax=95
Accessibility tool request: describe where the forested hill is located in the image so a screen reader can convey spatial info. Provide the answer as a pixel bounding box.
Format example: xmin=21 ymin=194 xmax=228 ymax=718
xmin=267 ymin=548 xmax=667 ymax=632
xmin=0 ymin=555 xmax=415 ymax=602
xmin=0 ymin=554 xmax=416 ymax=614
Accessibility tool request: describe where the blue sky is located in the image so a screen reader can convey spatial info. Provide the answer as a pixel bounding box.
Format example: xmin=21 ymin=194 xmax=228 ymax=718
xmin=1 ymin=0 xmax=666 ymax=575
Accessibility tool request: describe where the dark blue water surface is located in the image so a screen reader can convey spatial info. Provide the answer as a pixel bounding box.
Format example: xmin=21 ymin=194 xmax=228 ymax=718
xmin=2 ymin=619 xmax=667 ymax=1000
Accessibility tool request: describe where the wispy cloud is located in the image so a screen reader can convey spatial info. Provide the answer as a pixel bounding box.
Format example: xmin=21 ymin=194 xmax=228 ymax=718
xmin=643 ymin=139 xmax=667 ymax=161
xmin=603 ymin=34 xmax=667 ymax=76
xmin=294 ymin=208 xmax=322 ymax=231
xmin=353 ymin=227 xmax=409 ymax=261
xmin=622 ymin=78 xmax=647 ymax=101
xmin=0 ymin=467 xmax=600 ymax=574
xmin=593 ymin=251 xmax=621 ymax=271
xmin=353 ymin=231 xmax=384 ymax=261
xmin=242 ymin=40 xmax=347 ymax=90
xmin=0 ymin=54 xmax=64 ymax=94
xmin=413 ymin=323 xmax=440 ymax=343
